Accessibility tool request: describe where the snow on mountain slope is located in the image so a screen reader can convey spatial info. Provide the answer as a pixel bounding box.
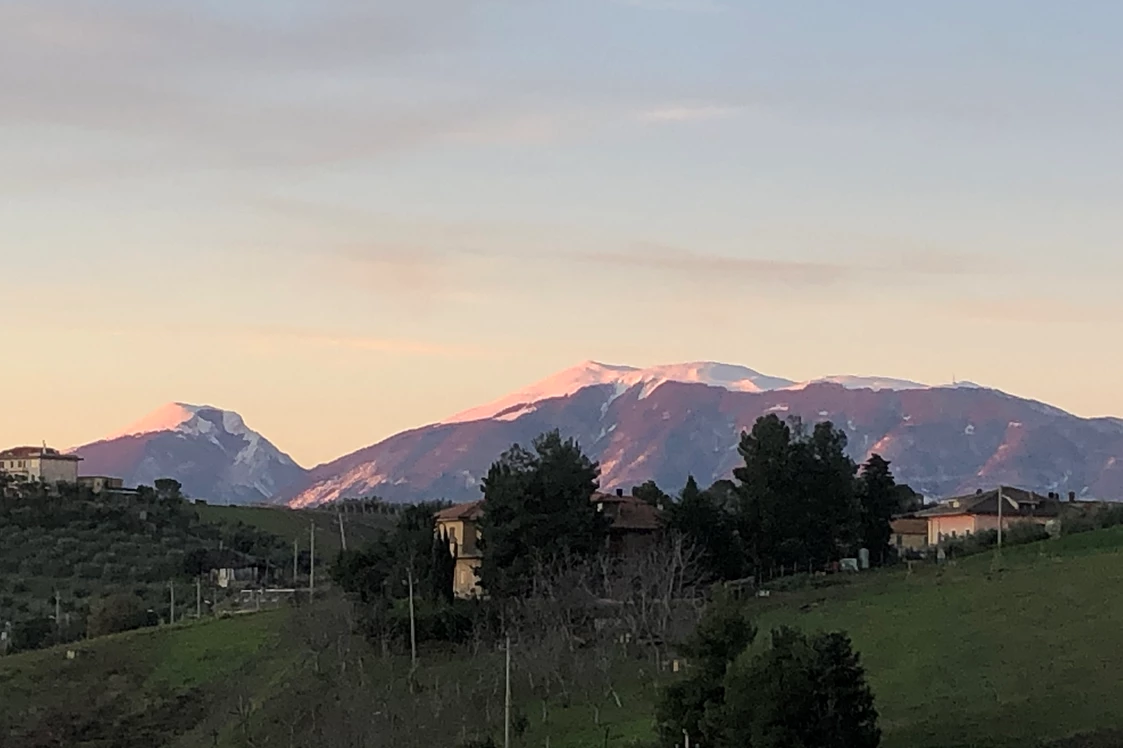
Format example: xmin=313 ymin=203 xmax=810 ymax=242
xmin=445 ymin=361 xmax=795 ymax=424
xmin=444 ymin=361 xmax=985 ymax=424
xmin=787 ymin=375 xmax=928 ymax=392
xmin=279 ymin=369 xmax=1123 ymax=508
xmin=74 ymin=404 xmax=307 ymax=504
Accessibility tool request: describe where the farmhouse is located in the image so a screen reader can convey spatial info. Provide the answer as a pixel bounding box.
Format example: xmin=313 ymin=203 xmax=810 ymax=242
xmin=434 ymin=489 xmax=663 ymax=598
xmin=915 ymin=487 xmax=1060 ymax=547
xmin=889 ymin=517 xmax=929 ymax=553
xmin=0 ymin=446 xmax=81 ymax=485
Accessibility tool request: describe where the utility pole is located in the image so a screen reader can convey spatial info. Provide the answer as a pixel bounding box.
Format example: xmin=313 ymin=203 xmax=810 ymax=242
xmin=407 ymin=565 xmax=418 ymax=673
xmin=997 ymin=486 xmax=1004 ymax=549
xmin=293 ymin=538 xmax=299 ymax=586
xmin=196 ymin=576 xmax=202 ymax=619
xmin=309 ymin=520 xmax=315 ymax=602
xmin=337 ymin=511 xmax=347 ymax=552
xmin=169 ymin=582 xmax=175 ymax=625
xmin=54 ymin=590 xmax=61 ymax=638
xmin=504 ymin=634 xmax=512 ymax=748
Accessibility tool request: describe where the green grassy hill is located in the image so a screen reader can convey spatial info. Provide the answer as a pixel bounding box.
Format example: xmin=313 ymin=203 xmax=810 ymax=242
xmin=6 ymin=528 xmax=1123 ymax=747
xmin=193 ymin=503 xmax=395 ymax=559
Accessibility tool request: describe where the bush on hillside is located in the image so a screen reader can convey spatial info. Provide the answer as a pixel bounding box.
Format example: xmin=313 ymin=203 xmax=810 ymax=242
xmin=944 ymin=522 xmax=1050 ymax=558
xmin=656 ymin=592 xmax=880 ymax=748
xmin=87 ymin=593 xmax=151 ymax=638
xmin=720 ymin=627 xmax=881 ymax=748
xmin=1062 ymin=505 xmax=1123 ymax=536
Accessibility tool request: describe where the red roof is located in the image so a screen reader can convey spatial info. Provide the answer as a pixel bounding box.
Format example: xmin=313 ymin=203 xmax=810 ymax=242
xmin=0 ymin=446 xmax=82 ymax=461
xmin=434 ymin=493 xmax=662 ymax=532
xmin=434 ymin=500 xmax=486 ymax=522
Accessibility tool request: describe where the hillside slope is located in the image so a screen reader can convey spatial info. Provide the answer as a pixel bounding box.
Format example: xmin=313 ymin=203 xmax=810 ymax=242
xmin=8 ymin=531 xmax=1123 ymax=747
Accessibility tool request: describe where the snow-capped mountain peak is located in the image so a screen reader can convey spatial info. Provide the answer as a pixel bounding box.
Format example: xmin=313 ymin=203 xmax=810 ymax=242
xmin=442 ymin=360 xmax=986 ymax=425
xmin=105 ymin=402 xmax=207 ymax=440
xmin=443 ymin=361 xmax=796 ymax=424
xmin=74 ymin=403 xmax=305 ymax=504
xmin=785 ymin=375 xmax=928 ymax=392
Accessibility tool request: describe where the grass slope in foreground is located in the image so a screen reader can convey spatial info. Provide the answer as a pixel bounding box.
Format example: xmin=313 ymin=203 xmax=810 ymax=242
xmin=6 ymin=528 xmax=1123 ymax=747
xmin=751 ymin=527 xmax=1123 ymax=748
xmin=0 ymin=611 xmax=287 ymax=748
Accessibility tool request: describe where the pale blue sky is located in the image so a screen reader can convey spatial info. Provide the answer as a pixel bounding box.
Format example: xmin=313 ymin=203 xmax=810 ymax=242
xmin=3 ymin=0 xmax=1122 ymax=465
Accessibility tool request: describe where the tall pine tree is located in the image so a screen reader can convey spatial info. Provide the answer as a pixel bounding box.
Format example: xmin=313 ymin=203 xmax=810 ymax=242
xmin=856 ymin=454 xmax=898 ymax=564
xmin=477 ymin=431 xmax=607 ymax=598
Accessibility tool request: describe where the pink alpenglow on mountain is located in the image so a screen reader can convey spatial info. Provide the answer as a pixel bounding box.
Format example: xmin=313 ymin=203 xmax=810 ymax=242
xmin=73 ymin=403 xmax=307 ymax=505
xmin=275 ymin=361 xmax=1123 ymax=508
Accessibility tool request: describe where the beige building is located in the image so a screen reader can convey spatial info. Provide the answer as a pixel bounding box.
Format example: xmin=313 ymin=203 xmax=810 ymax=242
xmin=0 ymin=446 xmax=82 ymax=485
xmin=434 ymin=500 xmax=486 ymax=598
xmin=434 ymin=489 xmax=664 ymax=598
xmin=916 ymin=487 xmax=1059 ymax=546
xmin=890 ymin=518 xmax=929 ymax=553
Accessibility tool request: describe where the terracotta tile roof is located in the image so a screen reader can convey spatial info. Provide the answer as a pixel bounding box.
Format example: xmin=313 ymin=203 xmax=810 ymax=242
xmin=915 ymin=487 xmax=1059 ymax=519
xmin=0 ymin=446 xmax=82 ymax=461
xmin=434 ymin=500 xmax=485 ymax=522
xmin=433 ymin=492 xmax=663 ymax=532
xmin=890 ymin=518 xmax=929 ymax=535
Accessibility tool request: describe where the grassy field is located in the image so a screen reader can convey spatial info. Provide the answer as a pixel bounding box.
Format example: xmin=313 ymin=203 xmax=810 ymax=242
xmin=526 ymin=527 xmax=1123 ymax=748
xmin=0 ymin=611 xmax=289 ymax=748
xmin=7 ymin=528 xmax=1123 ymax=747
xmin=194 ymin=503 xmax=394 ymax=558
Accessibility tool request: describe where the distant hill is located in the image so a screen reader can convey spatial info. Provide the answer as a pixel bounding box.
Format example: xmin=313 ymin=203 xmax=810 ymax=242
xmin=277 ymin=361 xmax=1123 ymax=506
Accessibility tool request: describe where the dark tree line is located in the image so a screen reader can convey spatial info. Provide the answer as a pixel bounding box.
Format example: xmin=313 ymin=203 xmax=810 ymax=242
xmin=656 ymin=414 xmax=918 ymax=583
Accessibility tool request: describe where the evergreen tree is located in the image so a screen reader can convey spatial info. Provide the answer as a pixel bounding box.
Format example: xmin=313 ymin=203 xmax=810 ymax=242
xmin=632 ymin=479 xmax=670 ymax=507
xmin=857 ymin=454 xmax=898 ymax=564
xmin=428 ymin=529 xmax=456 ymax=604
xmin=732 ymin=414 xmax=796 ymax=572
xmin=655 ymin=591 xmax=756 ymax=746
xmin=477 ymin=431 xmax=606 ymax=598
xmin=720 ymin=627 xmax=880 ymax=748
xmin=665 ymin=476 xmax=745 ymax=581
xmin=732 ymin=415 xmax=859 ymax=573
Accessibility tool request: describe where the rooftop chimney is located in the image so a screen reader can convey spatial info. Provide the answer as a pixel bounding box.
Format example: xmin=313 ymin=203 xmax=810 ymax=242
xmin=1069 ymin=491 xmax=1076 ymax=503
xmin=616 ymin=488 xmax=624 ymax=498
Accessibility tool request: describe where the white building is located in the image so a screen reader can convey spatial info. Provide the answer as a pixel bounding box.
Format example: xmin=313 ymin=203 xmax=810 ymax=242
xmin=0 ymin=446 xmax=82 ymax=485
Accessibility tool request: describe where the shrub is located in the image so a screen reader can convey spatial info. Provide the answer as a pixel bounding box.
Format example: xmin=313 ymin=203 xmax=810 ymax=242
xmin=1004 ymin=521 xmax=1050 ymax=546
xmin=720 ymin=627 xmax=881 ymax=748
xmin=87 ymin=593 xmax=150 ymax=638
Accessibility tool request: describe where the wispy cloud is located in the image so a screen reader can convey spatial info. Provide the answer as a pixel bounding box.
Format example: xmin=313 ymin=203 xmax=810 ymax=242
xmin=576 ymin=241 xmax=999 ymax=291
xmin=244 ymin=328 xmax=483 ymax=357
xmin=587 ymin=244 xmax=853 ymax=286
xmin=615 ymin=0 xmax=727 ymax=12
xmin=639 ymin=104 xmax=743 ymax=123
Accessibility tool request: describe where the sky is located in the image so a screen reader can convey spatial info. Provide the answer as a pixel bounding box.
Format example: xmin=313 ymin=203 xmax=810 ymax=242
xmin=3 ymin=0 xmax=1123 ymax=467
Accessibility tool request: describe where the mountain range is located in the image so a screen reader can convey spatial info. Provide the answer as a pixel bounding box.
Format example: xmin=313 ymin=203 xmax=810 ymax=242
xmin=70 ymin=362 xmax=1123 ymax=506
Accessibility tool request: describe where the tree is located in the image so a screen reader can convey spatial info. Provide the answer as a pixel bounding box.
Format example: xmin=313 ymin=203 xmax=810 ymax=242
xmin=477 ymin=431 xmax=607 ymax=598
xmin=87 ymin=593 xmax=150 ymax=638
xmin=655 ymin=591 xmax=756 ymax=746
xmin=153 ymin=478 xmax=184 ymax=502
xmin=719 ymin=627 xmax=880 ymax=748
xmin=665 ymin=477 xmax=745 ymax=581
xmin=632 ymin=480 xmax=670 ymax=507
xmin=428 ymin=530 xmax=455 ymax=604
xmin=856 ymin=454 xmax=898 ymax=563
xmin=732 ymin=415 xmax=859 ymax=573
